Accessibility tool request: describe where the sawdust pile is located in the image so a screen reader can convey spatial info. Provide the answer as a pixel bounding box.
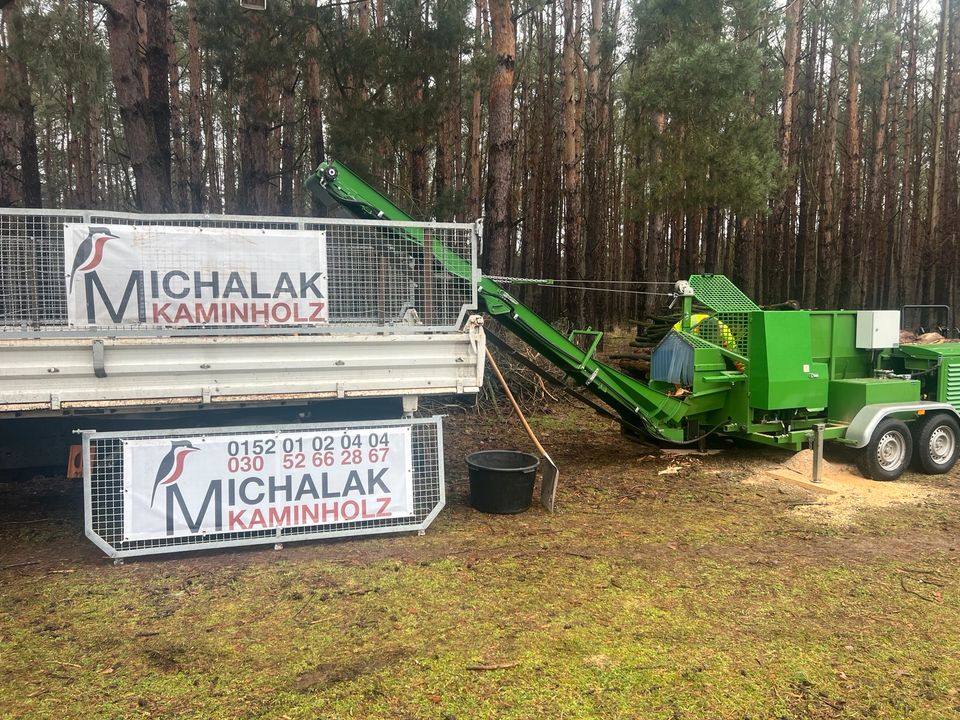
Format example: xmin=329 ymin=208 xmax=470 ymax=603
xmin=745 ymin=449 xmax=941 ymax=525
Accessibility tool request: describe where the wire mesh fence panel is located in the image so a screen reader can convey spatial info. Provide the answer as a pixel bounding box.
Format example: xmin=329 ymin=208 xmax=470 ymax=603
xmin=0 ymin=210 xmax=477 ymax=335
xmin=83 ymin=416 xmax=445 ymax=558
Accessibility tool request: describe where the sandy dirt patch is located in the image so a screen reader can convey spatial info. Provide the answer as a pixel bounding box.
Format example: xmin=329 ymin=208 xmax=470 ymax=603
xmin=744 ymin=449 xmax=942 ymax=525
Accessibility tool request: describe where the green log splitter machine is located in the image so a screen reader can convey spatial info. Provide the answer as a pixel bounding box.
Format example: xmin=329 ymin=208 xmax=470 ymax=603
xmin=307 ymin=160 xmax=960 ymax=482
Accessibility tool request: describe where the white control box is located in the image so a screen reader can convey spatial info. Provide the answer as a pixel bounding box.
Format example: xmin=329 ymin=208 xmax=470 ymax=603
xmin=856 ymin=310 xmax=901 ymax=349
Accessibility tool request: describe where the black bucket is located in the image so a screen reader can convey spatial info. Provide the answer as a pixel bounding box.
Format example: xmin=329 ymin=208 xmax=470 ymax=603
xmin=465 ymin=450 xmax=539 ymax=514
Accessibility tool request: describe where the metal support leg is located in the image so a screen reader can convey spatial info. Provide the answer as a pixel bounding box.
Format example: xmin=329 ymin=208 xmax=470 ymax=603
xmin=812 ymin=423 xmax=825 ymax=483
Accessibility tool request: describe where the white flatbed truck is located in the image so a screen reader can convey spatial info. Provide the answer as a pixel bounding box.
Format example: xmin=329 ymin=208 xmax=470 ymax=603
xmin=0 ymin=209 xmax=485 ymax=474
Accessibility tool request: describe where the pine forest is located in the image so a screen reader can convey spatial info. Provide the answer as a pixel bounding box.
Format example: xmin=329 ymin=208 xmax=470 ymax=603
xmin=1 ymin=0 xmax=960 ymax=326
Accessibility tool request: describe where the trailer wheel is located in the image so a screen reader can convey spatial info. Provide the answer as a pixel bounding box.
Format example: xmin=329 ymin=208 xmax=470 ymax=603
xmin=856 ymin=418 xmax=913 ymax=481
xmin=913 ymin=413 xmax=960 ymax=474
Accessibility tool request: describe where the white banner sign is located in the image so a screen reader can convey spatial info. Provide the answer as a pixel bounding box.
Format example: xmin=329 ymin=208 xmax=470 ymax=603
xmin=64 ymin=224 xmax=328 ymax=327
xmin=122 ymin=427 xmax=414 ymax=541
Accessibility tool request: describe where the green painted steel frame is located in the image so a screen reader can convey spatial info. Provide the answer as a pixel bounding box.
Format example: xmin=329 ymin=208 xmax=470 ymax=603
xmin=306 ymin=160 xmax=703 ymax=436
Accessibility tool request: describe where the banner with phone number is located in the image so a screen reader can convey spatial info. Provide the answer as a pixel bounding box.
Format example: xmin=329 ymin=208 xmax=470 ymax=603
xmin=122 ymin=426 xmax=413 ymax=542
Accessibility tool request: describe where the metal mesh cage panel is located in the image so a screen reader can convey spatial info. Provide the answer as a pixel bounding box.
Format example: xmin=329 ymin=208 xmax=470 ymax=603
xmin=0 ymin=210 xmax=476 ymax=334
xmin=84 ymin=416 xmax=445 ymax=558
xmin=688 ymin=274 xmax=760 ymax=313
xmin=690 ymin=312 xmax=750 ymax=358
xmin=686 ymin=275 xmax=756 ymax=359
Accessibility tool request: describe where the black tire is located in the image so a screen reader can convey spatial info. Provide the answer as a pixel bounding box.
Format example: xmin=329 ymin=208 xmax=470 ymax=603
xmin=856 ymin=418 xmax=913 ymax=481
xmin=913 ymin=413 xmax=960 ymax=475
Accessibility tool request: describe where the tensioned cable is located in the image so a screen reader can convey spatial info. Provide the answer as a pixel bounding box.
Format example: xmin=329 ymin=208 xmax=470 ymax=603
xmin=502 ymin=282 xmax=673 ymax=297
xmin=488 ymin=276 xmax=674 ymax=285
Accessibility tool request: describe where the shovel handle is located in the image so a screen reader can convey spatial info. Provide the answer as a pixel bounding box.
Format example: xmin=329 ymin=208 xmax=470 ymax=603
xmin=485 ymin=347 xmax=550 ymax=460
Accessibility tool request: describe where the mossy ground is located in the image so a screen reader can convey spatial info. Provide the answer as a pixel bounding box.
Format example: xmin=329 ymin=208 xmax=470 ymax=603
xmin=2 ymin=404 xmax=959 ymax=719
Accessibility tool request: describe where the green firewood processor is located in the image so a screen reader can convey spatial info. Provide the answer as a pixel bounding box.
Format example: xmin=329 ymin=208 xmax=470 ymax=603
xmin=307 ymin=160 xmax=960 ymax=482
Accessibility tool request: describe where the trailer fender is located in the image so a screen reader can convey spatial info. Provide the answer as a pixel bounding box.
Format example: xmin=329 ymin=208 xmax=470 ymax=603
xmin=843 ymin=402 xmax=960 ymax=448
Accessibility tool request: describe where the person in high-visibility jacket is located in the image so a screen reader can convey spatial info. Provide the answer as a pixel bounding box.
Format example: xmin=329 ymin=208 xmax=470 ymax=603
xmin=673 ymin=313 xmax=738 ymax=351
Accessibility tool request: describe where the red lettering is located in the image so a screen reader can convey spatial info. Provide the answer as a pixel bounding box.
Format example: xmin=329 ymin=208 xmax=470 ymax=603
xmin=173 ymin=304 xmax=194 ymax=323
xmin=321 ymin=502 xmax=339 ymax=523
xmin=249 ymin=508 xmax=266 ymax=528
xmin=251 ymin=303 xmax=270 ymax=323
xmin=309 ymin=302 xmax=326 ymax=322
xmin=267 ymin=506 xmax=291 ymax=527
xmin=195 ymin=303 xmax=218 ymax=323
xmin=152 ymin=303 xmax=172 ymax=323
xmin=293 ymin=304 xmax=308 ymax=322
xmin=341 ymin=500 xmax=359 ymax=521
xmin=228 ymin=509 xmax=247 ymax=530
xmin=301 ymin=504 xmax=318 ymax=524
xmin=376 ymin=496 xmax=391 ymax=518
xmin=271 ymin=303 xmax=291 ymax=323
xmin=230 ymin=303 xmax=249 ymax=322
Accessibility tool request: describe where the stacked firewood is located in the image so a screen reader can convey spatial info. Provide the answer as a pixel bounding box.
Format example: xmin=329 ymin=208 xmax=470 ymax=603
xmin=900 ymin=330 xmax=960 ymax=344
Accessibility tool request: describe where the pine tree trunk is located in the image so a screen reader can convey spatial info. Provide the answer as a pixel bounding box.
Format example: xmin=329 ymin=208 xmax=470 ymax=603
xmin=800 ymin=16 xmax=821 ymax=307
xmin=187 ymin=0 xmax=203 ymax=212
xmin=222 ymin=88 xmax=237 ymax=213
xmin=101 ymin=0 xmax=172 ymax=211
xmin=777 ymin=0 xmax=802 ymax=288
xmin=279 ymin=63 xmax=297 ymax=216
xmin=144 ymin=0 xmax=172 ymax=200
xmin=167 ymin=9 xmax=187 ymax=212
xmin=202 ymin=56 xmax=220 ymax=213
xmin=0 ymin=2 xmax=40 ymax=207
xmin=925 ymin=0 xmax=949 ymax=305
xmin=867 ymin=0 xmax=898 ymax=307
xmin=0 ymin=21 xmax=20 ymax=207
xmin=466 ymin=0 xmax=485 ymax=220
xmin=818 ymin=36 xmax=841 ymax=308
xmin=584 ymin=0 xmax=605 ymax=327
xmin=481 ymin=0 xmax=515 ymax=275
xmin=305 ymin=21 xmax=326 ymax=213
xmin=238 ymin=10 xmax=272 ymax=214
xmin=561 ymin=0 xmax=583 ymax=323
xmin=839 ymin=0 xmax=862 ymax=308
xmin=942 ymin=0 xmax=960 ymax=312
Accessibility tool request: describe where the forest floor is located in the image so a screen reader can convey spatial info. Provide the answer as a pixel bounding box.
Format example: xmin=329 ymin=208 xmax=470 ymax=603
xmin=2 ymin=402 xmax=960 ymax=719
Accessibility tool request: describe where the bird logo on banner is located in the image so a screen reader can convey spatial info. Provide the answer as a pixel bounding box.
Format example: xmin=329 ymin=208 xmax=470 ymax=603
xmin=150 ymin=441 xmax=200 ymax=508
xmin=68 ymin=226 xmax=118 ymax=292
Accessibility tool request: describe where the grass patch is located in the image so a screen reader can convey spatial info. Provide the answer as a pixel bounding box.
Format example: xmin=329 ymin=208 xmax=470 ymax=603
xmin=2 ymin=406 xmax=960 ymax=718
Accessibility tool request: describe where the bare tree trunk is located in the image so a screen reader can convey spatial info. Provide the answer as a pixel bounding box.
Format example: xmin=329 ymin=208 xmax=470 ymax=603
xmin=279 ymin=63 xmax=297 ymax=215
xmin=202 ymin=55 xmax=220 ymax=213
xmin=800 ymin=15 xmax=821 ymax=307
xmin=0 ymin=21 xmax=20 ymax=207
xmin=867 ymin=0 xmax=898 ymax=307
xmin=925 ymin=0 xmax=949 ymax=305
xmin=943 ymin=0 xmax=960 ymax=312
xmin=223 ymin=86 xmax=237 ymax=213
xmin=561 ymin=0 xmax=583 ymax=323
xmin=839 ymin=0 xmax=862 ymax=307
xmin=186 ymin=0 xmax=204 ymax=211
xmin=481 ymin=0 xmax=515 ymax=275
xmin=144 ymin=0 xmax=172 ymax=200
xmin=99 ymin=0 xmax=172 ymax=211
xmin=899 ymin=0 xmax=919 ymax=305
xmin=167 ymin=8 xmax=187 ymax=212
xmin=818 ymin=36 xmax=841 ymax=308
xmin=1 ymin=2 xmax=40 ymax=207
xmin=305 ymin=23 xmax=325 ymax=216
xmin=238 ymin=10 xmax=272 ymax=214
xmin=767 ymin=0 xmax=803 ymax=292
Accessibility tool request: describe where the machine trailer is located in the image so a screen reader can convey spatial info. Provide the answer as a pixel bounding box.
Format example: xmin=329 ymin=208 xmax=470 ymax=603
xmin=309 ymin=160 xmax=960 ymax=482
